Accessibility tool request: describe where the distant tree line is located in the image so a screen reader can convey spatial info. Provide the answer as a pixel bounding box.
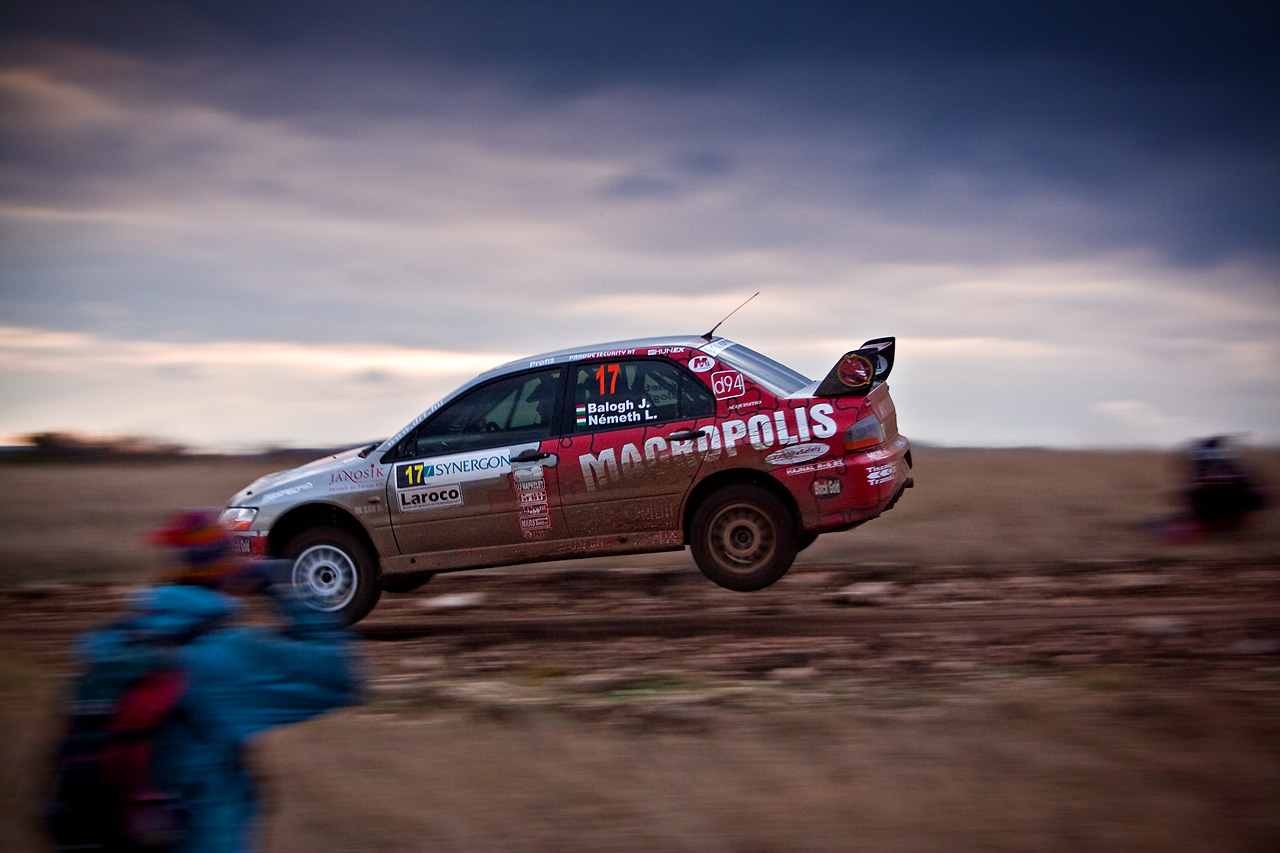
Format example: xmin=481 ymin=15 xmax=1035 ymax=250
xmin=3 ymin=432 xmax=355 ymax=463
xmin=9 ymin=432 xmax=188 ymax=460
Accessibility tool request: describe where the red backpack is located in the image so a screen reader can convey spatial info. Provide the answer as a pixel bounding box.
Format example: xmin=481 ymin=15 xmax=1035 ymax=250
xmin=46 ymin=621 xmax=211 ymax=851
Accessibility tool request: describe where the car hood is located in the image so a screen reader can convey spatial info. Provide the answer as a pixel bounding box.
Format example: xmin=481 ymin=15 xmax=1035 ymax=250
xmin=228 ymin=446 xmax=386 ymax=507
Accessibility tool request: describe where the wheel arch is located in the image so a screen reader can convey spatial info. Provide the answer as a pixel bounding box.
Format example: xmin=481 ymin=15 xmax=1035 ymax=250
xmin=682 ymin=469 xmax=800 ymax=544
xmin=266 ymin=503 xmax=378 ymax=565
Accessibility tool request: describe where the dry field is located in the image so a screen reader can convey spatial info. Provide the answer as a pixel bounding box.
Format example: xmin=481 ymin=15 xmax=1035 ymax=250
xmin=2 ymin=447 xmax=1279 ymax=852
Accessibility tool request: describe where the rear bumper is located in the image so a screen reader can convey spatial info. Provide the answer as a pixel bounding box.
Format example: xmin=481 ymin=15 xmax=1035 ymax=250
xmin=790 ymin=436 xmax=912 ymax=533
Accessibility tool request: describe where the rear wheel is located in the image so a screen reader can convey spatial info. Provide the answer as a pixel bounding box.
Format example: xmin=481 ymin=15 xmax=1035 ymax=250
xmin=690 ymin=484 xmax=798 ymax=592
xmin=283 ymin=527 xmax=381 ymax=625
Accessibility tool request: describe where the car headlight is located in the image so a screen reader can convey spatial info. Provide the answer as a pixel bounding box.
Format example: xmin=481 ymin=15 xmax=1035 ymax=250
xmin=219 ymin=507 xmax=259 ymax=531
xmin=844 ymin=414 xmax=886 ymax=451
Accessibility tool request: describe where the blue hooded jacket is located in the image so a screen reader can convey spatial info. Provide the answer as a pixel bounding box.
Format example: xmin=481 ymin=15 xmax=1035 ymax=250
xmin=76 ymin=582 xmax=363 ymax=853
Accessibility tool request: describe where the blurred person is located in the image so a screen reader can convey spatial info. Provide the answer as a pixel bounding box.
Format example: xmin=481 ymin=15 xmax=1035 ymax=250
xmin=1151 ymin=436 xmax=1268 ymax=542
xmin=1184 ymin=436 xmax=1267 ymax=533
xmin=47 ymin=508 xmax=363 ymax=852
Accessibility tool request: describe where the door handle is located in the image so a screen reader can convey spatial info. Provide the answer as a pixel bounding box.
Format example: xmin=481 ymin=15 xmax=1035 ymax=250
xmin=511 ymin=449 xmax=552 ymax=463
xmin=667 ymin=428 xmax=707 ymax=441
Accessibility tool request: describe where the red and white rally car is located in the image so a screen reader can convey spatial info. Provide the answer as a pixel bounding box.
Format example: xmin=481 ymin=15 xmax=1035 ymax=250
xmin=222 ymin=335 xmax=913 ymax=623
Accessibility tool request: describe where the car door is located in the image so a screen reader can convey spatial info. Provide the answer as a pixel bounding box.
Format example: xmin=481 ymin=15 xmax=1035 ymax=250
xmin=556 ymin=358 xmax=716 ymax=537
xmin=385 ymin=367 xmax=567 ymax=556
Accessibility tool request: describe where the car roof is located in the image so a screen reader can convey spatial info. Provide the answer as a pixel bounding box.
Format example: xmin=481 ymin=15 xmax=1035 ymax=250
xmin=378 ymin=335 xmax=725 ymax=453
xmin=478 ymin=335 xmax=715 ymax=379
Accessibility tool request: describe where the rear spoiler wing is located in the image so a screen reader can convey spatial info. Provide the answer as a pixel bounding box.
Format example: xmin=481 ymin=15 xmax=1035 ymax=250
xmin=814 ymin=337 xmax=896 ymax=397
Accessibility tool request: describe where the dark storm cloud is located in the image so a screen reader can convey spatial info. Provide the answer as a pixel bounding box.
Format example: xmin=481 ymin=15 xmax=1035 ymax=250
xmin=8 ymin=1 xmax=1275 ymax=109
xmin=4 ymin=0 xmax=1276 ymax=265
xmin=15 ymin=1 xmax=1270 ymax=92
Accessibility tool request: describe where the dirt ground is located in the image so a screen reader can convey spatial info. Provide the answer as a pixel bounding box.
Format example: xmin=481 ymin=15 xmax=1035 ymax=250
xmin=1 ymin=448 xmax=1278 ymax=851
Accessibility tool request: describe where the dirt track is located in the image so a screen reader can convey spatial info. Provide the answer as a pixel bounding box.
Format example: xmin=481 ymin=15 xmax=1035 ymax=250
xmin=6 ymin=450 xmax=1278 ymax=849
xmin=347 ymin=559 xmax=1280 ymax=713
xmin=10 ymin=556 xmax=1277 ymax=711
xmin=5 ymin=557 xmax=1280 ymax=852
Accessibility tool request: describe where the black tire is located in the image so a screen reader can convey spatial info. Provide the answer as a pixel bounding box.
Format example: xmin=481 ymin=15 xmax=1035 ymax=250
xmin=797 ymin=531 xmax=818 ymax=552
xmin=282 ymin=527 xmax=381 ymax=625
xmin=690 ymin=484 xmax=798 ymax=592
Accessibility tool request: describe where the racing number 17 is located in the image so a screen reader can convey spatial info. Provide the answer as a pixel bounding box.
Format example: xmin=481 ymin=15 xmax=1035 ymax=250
xmin=596 ymin=363 xmax=620 ymax=395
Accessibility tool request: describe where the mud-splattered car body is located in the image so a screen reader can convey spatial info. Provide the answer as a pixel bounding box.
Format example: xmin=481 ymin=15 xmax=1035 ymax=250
xmin=222 ymin=335 xmax=912 ymax=623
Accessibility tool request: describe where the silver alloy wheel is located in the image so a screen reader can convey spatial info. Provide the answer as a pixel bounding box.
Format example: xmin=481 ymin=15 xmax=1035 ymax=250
xmin=292 ymin=543 xmax=359 ymax=612
xmin=707 ymin=501 xmax=776 ymax=572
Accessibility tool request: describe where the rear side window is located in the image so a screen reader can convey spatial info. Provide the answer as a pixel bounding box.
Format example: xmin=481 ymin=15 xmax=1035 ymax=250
xmin=713 ymin=344 xmax=810 ymax=396
xmin=573 ymin=359 xmax=714 ymax=432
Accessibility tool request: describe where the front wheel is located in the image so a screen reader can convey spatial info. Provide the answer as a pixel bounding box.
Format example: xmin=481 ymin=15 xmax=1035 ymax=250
xmin=690 ymin=484 xmax=798 ymax=592
xmin=282 ymin=527 xmax=381 ymax=625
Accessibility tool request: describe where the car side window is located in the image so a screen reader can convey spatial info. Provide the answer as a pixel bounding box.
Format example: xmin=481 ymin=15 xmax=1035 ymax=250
xmin=572 ymin=359 xmax=713 ymax=433
xmin=404 ymin=368 xmax=562 ymax=458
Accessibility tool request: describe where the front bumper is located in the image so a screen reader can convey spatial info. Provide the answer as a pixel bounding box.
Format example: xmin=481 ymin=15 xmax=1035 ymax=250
xmin=230 ymin=531 xmax=269 ymax=557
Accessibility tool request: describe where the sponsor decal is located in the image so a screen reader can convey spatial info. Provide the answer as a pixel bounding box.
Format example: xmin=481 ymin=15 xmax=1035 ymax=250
xmin=688 ymin=355 xmax=716 ymax=373
xmin=570 ymin=348 xmax=636 ymax=361
xmin=512 ymin=461 xmax=553 ymax=538
xmin=264 ymin=482 xmax=315 ymax=501
xmin=579 ymin=403 xmax=839 ymax=491
xmin=838 ymin=353 xmax=875 ymax=388
xmin=513 ymin=465 xmax=543 ymax=484
xmin=699 ymin=338 xmax=734 ymax=358
xmin=785 ymin=458 xmax=844 ymax=477
xmin=330 ymin=463 xmax=388 ymax=494
xmin=397 ymin=484 xmax=463 ymax=511
xmin=812 ymin=477 xmax=843 ymax=498
xmin=867 ymin=463 xmax=898 ymax=485
xmin=352 ymin=504 xmax=384 ymax=516
xmin=765 ymin=443 xmax=830 ymax=467
xmin=646 ymin=347 xmax=687 ymax=356
xmin=528 ymin=357 xmax=555 ymax=368
xmin=710 ymin=370 xmax=745 ymax=399
xmin=395 ymin=449 xmax=511 ymax=490
xmin=728 ymin=398 xmax=761 ymax=412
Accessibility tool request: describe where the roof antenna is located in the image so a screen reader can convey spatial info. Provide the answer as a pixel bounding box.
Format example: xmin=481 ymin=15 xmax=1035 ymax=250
xmin=702 ymin=292 xmax=760 ymax=341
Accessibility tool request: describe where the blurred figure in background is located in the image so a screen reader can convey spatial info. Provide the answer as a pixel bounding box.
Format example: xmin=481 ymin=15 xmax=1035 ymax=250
xmin=1152 ymin=436 xmax=1268 ymax=543
xmin=47 ymin=508 xmax=363 ymax=852
xmin=1184 ymin=436 xmax=1267 ymax=533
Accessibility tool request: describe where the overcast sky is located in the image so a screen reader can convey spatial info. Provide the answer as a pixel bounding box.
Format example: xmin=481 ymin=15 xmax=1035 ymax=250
xmin=2 ymin=1 xmax=1277 ymax=450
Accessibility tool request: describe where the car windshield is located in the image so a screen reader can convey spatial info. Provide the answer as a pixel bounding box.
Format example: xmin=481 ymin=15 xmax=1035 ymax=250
xmin=715 ymin=343 xmax=811 ymax=396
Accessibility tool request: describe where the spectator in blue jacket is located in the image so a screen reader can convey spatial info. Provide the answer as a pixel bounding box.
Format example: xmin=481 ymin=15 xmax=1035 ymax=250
xmin=73 ymin=508 xmax=364 ymax=852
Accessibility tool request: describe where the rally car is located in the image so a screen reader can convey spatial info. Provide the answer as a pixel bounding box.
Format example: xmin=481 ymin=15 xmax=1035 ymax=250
xmin=221 ymin=335 xmax=913 ymax=623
